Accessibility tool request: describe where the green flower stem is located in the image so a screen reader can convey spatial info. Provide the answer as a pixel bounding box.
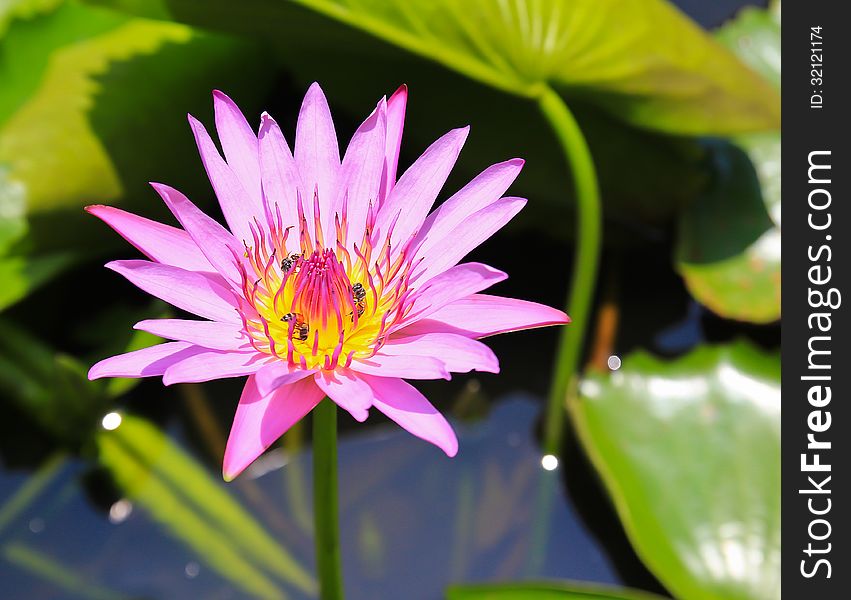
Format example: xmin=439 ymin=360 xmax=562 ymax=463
xmin=538 ymin=86 xmax=602 ymax=456
xmin=313 ymin=398 xmax=344 ymax=600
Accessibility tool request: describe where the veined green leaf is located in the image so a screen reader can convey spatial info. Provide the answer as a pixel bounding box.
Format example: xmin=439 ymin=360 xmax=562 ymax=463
xmin=128 ymin=0 xmax=780 ymax=135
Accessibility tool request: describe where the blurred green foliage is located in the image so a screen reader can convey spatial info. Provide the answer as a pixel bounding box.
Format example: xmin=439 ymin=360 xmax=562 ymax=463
xmin=676 ymin=3 xmax=781 ymax=323
xmin=97 ymin=413 xmax=316 ymax=598
xmin=0 ymin=0 xmax=268 ymax=309
xmin=448 ymin=581 xmax=668 ymax=600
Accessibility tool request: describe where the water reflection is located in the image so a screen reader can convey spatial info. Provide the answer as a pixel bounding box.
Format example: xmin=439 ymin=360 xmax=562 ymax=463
xmin=0 ymin=395 xmax=626 ymax=599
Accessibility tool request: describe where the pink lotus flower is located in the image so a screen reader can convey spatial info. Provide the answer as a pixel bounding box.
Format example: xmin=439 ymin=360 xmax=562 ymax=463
xmin=88 ymin=83 xmax=569 ymax=480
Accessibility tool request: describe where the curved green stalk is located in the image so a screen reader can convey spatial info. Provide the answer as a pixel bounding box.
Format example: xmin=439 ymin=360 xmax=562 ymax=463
xmin=538 ymin=86 xmax=602 ymax=455
xmin=313 ymin=398 xmax=344 ymax=599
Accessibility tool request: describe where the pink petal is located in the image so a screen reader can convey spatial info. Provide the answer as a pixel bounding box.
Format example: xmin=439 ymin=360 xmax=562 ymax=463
xmin=336 ymin=98 xmax=387 ymax=248
xmin=88 ymin=342 xmax=203 ymax=380
xmin=213 ymin=90 xmax=262 ymax=207
xmin=376 ymin=126 xmax=469 ymax=250
xmin=378 ymin=84 xmax=407 ymax=203
xmin=380 ymin=333 xmax=499 ymax=374
xmin=258 ymin=113 xmax=303 ymax=236
xmin=359 ymin=374 xmax=458 ymax=457
xmin=150 ymin=183 xmax=244 ymax=286
xmin=349 ymin=352 xmax=450 ymax=380
xmin=313 ymin=370 xmax=372 ymax=422
xmin=413 ymin=159 xmax=524 ymax=256
xmin=188 ymin=114 xmax=256 ymax=243
xmin=85 ymin=205 xmax=213 ymax=273
xmin=398 ymin=262 xmax=506 ymax=329
xmin=223 ymin=376 xmax=324 ymax=480
xmin=295 ymin=82 xmax=340 ymax=235
xmin=398 ymin=294 xmax=570 ymax=338
xmin=134 ymin=319 xmax=247 ymax=351
xmin=254 ymin=361 xmax=316 ymax=397
xmin=162 ymin=349 xmax=270 ymax=385
xmin=413 ymin=196 xmax=526 ymax=284
xmin=106 ymin=260 xmax=239 ymax=323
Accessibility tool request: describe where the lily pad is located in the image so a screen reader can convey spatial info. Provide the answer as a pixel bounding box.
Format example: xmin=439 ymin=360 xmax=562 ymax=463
xmin=139 ymin=0 xmax=779 ymax=135
xmin=676 ymin=5 xmax=781 ymax=323
xmin=675 ymin=142 xmax=779 ymax=323
xmin=572 ymin=342 xmax=780 ymax=600
xmin=88 ymin=0 xmax=729 ymax=242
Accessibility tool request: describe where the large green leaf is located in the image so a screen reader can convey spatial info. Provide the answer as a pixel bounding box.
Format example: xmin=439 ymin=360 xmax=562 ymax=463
xmin=137 ymin=0 xmax=779 ymax=135
xmin=676 ymin=5 xmax=781 ymax=323
xmin=1 ymin=2 xmax=186 ymax=213
xmin=0 ymin=0 xmax=267 ymax=305
xmin=572 ymin=342 xmax=780 ymax=600
xmin=675 ymin=141 xmax=779 ymax=323
xmin=718 ymin=4 xmax=780 ymax=231
xmin=97 ymin=414 xmax=316 ymax=599
xmin=85 ymin=0 xmax=715 ymax=244
xmin=447 ymin=581 xmax=667 ymax=600
xmin=0 ymin=0 xmax=62 ymax=37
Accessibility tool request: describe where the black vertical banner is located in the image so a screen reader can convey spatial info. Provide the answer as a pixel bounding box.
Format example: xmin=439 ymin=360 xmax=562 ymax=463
xmin=783 ymin=1 xmax=850 ymax=597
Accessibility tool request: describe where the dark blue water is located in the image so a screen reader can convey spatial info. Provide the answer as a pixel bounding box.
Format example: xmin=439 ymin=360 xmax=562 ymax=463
xmin=0 ymin=396 xmax=620 ymax=600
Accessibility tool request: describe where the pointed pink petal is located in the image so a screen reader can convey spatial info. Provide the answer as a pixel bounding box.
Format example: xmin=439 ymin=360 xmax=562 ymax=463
xmin=397 ymin=294 xmax=570 ymax=338
xmin=134 ymin=319 xmax=247 ymax=351
xmin=313 ymin=370 xmax=372 ymax=422
xmin=223 ymin=376 xmax=323 ymax=480
xmin=295 ymin=82 xmax=340 ymax=234
xmin=337 ymin=98 xmax=386 ymax=247
xmin=88 ymin=342 xmax=204 ymax=380
xmin=413 ymin=159 xmax=524 ymax=256
xmin=359 ymin=374 xmax=458 ymax=457
xmin=413 ymin=197 xmax=526 ymax=284
xmin=85 ymin=205 xmax=213 ymax=273
xmin=213 ymin=90 xmax=262 ymax=207
xmin=378 ymin=84 xmax=407 ymax=203
xmin=162 ymin=349 xmax=269 ymax=385
xmin=376 ymin=126 xmax=469 ymax=249
xmin=348 ymin=352 xmax=450 ymax=380
xmin=106 ymin=260 xmax=239 ymax=323
xmin=380 ymin=333 xmax=499 ymax=374
xmin=151 ymin=183 xmax=244 ymax=286
xmin=259 ymin=113 xmax=303 ymax=235
xmin=254 ymin=362 xmax=316 ymax=397
xmin=398 ymin=262 xmax=506 ymax=328
xmin=188 ymin=114 xmax=255 ymax=243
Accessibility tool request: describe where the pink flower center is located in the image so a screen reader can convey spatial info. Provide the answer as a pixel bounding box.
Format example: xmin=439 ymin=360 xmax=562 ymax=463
xmin=235 ymin=193 xmax=416 ymax=370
